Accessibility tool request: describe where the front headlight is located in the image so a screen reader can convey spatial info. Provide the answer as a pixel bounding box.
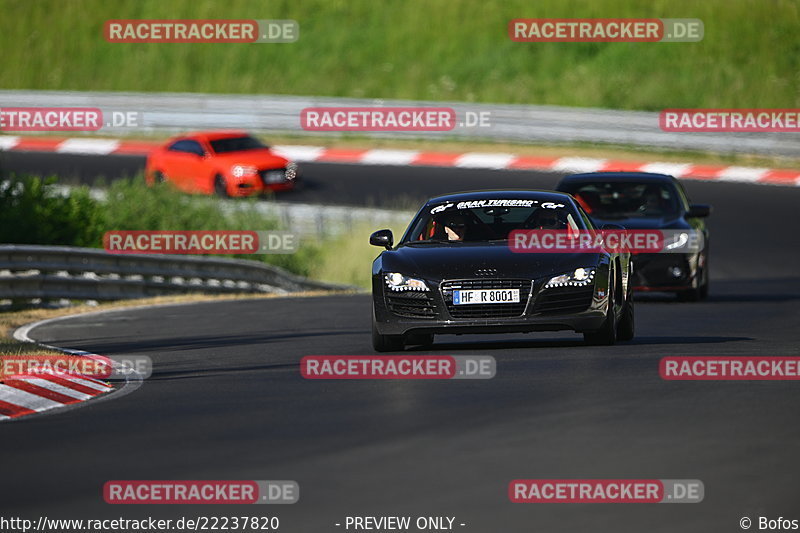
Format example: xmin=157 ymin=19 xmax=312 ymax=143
xmin=285 ymin=161 xmax=298 ymax=180
xmin=544 ymin=267 xmax=596 ymax=288
xmin=231 ymin=165 xmax=258 ymax=178
xmin=384 ymin=273 xmax=429 ymax=292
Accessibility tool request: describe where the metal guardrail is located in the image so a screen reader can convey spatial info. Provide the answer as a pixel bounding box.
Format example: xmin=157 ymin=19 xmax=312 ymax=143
xmin=28 ymin=183 xmax=416 ymax=239
xmin=0 ymin=245 xmax=349 ymax=303
xmin=0 ymin=90 xmax=797 ymax=157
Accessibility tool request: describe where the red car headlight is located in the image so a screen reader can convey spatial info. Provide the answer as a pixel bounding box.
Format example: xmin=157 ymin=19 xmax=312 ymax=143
xmin=231 ymin=165 xmax=258 ymax=178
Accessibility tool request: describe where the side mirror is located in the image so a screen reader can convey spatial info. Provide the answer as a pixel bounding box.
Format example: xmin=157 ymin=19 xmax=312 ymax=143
xmin=687 ymin=204 xmax=712 ymax=218
xmin=370 ymin=229 xmax=393 ymax=250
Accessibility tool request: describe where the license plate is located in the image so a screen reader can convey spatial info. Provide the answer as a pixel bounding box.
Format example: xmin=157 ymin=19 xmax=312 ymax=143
xmin=453 ymin=289 xmax=520 ymax=305
xmin=264 ymin=170 xmax=285 ymax=183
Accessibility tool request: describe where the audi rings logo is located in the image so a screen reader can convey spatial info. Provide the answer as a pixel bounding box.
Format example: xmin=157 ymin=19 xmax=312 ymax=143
xmin=474 ymin=268 xmax=498 ymax=276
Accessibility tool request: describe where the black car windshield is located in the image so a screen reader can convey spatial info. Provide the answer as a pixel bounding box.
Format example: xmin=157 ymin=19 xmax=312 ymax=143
xmin=208 ymin=136 xmax=269 ymax=154
xmin=401 ymin=199 xmax=583 ymax=244
xmin=566 ymin=181 xmax=680 ymax=218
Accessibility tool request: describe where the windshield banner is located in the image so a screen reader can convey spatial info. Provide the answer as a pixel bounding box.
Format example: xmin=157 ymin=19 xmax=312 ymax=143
xmin=509 ymin=229 xmax=704 ymax=253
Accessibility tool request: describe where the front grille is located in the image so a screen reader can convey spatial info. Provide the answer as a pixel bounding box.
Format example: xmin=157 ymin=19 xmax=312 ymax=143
xmin=441 ymin=279 xmax=531 ymax=319
xmin=259 ymin=168 xmax=287 ymax=185
xmin=533 ymin=285 xmax=594 ymax=315
xmin=386 ymin=290 xmax=436 ymax=319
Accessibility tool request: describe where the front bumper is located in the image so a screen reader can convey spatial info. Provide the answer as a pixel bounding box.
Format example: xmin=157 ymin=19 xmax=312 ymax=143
xmin=373 ymin=276 xmax=610 ymax=337
xmin=228 ymin=167 xmax=299 ymax=197
xmin=631 ymin=253 xmax=699 ymax=291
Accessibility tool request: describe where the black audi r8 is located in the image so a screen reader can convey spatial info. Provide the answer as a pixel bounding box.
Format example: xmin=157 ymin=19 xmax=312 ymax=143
xmin=370 ymin=190 xmax=634 ymax=351
xmin=555 ymin=172 xmax=711 ymax=301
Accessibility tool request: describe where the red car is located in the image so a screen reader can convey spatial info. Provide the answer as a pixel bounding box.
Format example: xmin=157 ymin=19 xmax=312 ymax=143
xmin=145 ymin=131 xmax=298 ymax=197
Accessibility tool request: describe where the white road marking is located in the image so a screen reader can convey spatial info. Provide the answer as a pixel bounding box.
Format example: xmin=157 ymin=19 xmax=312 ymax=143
xmin=271 ymin=145 xmax=325 ymax=162
xmin=0 ymin=136 xmax=21 ymax=150
xmin=639 ymin=162 xmax=693 ymax=177
xmin=0 ymin=384 xmax=64 ymax=410
xmin=56 ymin=138 xmax=120 ymax=154
xmin=552 ymin=157 xmax=607 ymax=173
xmin=455 ymin=152 xmax=516 ymax=169
xmin=361 ymin=149 xmax=420 ymax=165
xmin=18 ymin=378 xmax=95 ymax=400
xmin=716 ymin=166 xmax=770 ymax=183
xmin=61 ymin=375 xmax=113 ymax=392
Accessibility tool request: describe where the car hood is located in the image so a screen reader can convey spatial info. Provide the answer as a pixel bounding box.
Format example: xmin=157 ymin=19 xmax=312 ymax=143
xmin=589 ymin=214 xmax=690 ymax=230
xmin=380 ymin=242 xmax=604 ymax=282
xmin=212 ymin=149 xmax=288 ymax=168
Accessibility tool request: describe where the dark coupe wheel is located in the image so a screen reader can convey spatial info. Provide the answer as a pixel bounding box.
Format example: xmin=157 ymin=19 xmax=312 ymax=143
xmin=676 ymin=278 xmax=707 ymax=302
xmin=372 ymin=319 xmax=405 ymax=352
xmin=677 ymin=252 xmax=709 ymax=302
xmin=213 ymin=174 xmax=229 ymax=197
xmin=699 ymin=278 xmax=709 ymax=299
xmin=153 ymin=170 xmax=167 ymax=184
xmin=677 ymin=287 xmax=701 ymax=302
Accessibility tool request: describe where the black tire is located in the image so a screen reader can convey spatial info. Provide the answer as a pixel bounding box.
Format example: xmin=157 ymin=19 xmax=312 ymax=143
xmin=678 ymin=253 xmax=709 ymax=302
xmin=616 ymin=295 xmax=635 ymax=341
xmin=584 ymin=280 xmax=617 ymax=346
xmin=699 ymin=278 xmax=709 ymax=300
xmin=213 ymin=175 xmax=229 ymax=197
xmin=372 ymin=320 xmax=404 ymax=352
xmin=153 ymin=171 xmax=167 ymax=184
xmin=676 ymin=287 xmax=701 ymax=302
xmin=698 ymin=254 xmax=709 ymax=300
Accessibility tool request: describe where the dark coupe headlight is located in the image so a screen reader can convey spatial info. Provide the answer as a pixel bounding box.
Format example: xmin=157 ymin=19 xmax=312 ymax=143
xmin=384 ymin=273 xmax=430 ymax=292
xmin=544 ymin=267 xmax=596 ymax=289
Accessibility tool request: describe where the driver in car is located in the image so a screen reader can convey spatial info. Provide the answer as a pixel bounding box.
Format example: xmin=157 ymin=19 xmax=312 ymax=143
xmin=437 ymin=213 xmax=469 ymax=241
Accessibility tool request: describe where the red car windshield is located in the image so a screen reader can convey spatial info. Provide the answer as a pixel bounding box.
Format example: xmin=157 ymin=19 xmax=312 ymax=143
xmin=208 ymin=136 xmax=268 ymax=154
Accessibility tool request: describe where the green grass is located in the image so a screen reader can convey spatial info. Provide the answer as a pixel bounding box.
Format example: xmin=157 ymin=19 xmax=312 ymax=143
xmin=0 ymin=0 xmax=797 ymax=110
xmin=1 ymin=174 xmax=407 ymax=288
xmin=309 ymin=221 xmax=409 ymax=289
xmin=1 ymin=175 xmax=323 ymax=277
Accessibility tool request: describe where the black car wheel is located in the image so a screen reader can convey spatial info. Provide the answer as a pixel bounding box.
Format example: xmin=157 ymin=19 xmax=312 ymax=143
xmin=616 ymin=293 xmax=635 ymax=341
xmin=584 ymin=279 xmax=617 ymax=346
xmin=153 ymin=170 xmax=167 ymax=184
xmin=214 ymin=174 xmax=229 ymax=197
xmin=372 ymin=319 xmax=405 ymax=352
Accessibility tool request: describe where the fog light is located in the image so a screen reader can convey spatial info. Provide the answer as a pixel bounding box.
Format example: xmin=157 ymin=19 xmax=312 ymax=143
xmin=669 ymin=266 xmax=683 ymax=278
